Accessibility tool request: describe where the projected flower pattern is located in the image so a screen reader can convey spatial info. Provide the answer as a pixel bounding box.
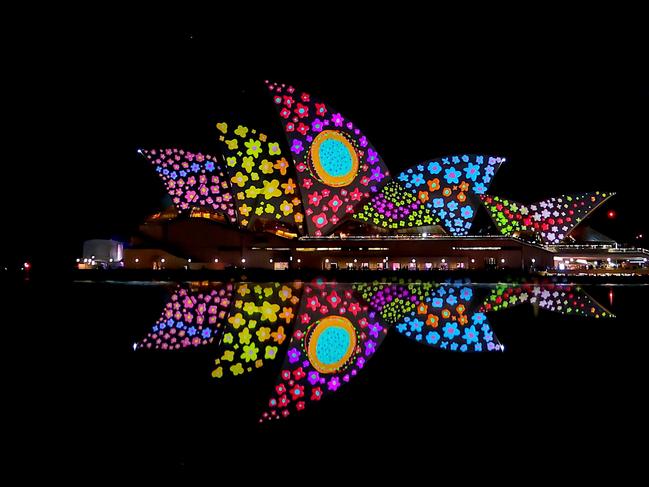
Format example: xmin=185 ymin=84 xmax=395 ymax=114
xmin=216 ymin=122 xmax=305 ymax=234
xmin=479 ymin=283 xmax=614 ymax=318
xmin=211 ymin=282 xmax=303 ymax=379
xmin=396 ymin=155 xmax=506 ymax=235
xmin=141 ymin=148 xmax=236 ymax=222
xmin=266 ymin=81 xmax=391 ymax=236
xmin=355 ymin=281 xmax=435 ymax=325
xmin=136 ymin=283 xmax=234 ymax=350
xmin=479 ymin=192 xmax=614 ymax=245
xmin=260 ymin=283 xmax=388 ymax=421
xmin=395 ymin=284 xmax=502 ymax=352
xmin=353 ymin=181 xmax=440 ymax=228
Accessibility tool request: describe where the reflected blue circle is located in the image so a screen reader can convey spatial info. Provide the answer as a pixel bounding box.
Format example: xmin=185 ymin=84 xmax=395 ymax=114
xmin=315 ymin=326 xmax=351 ymax=365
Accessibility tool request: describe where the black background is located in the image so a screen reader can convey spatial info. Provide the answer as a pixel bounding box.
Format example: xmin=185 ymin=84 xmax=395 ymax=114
xmin=3 ymin=13 xmax=647 ymax=269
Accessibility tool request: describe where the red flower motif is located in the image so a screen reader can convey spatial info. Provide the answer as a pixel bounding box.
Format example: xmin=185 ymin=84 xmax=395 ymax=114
xmin=281 ymin=370 xmax=291 ymax=380
xmin=327 ymin=291 xmax=341 ymax=308
xmin=301 ymin=92 xmax=310 ymax=102
xmin=308 ymin=191 xmax=322 ymax=206
xmin=283 ymin=95 xmax=295 ymax=108
xmin=278 ymin=394 xmax=289 ymax=408
xmin=286 ymin=122 xmax=295 ymax=132
xmin=276 ymin=384 xmax=287 ymax=395
xmin=280 ymin=107 xmax=291 ymax=119
xmin=328 ymin=195 xmax=343 ymax=213
xmin=292 ymin=367 xmax=306 ymax=380
xmin=295 ymin=103 xmax=309 ymax=118
xmin=345 ymin=205 xmax=355 ymax=214
xmin=295 ymin=162 xmax=307 ymax=172
xmin=315 ymin=103 xmax=326 ymax=116
xmin=297 ymin=123 xmax=309 ymax=135
xmin=348 ymin=302 xmax=361 ymax=316
xmin=312 ymin=212 xmax=328 ymax=229
xmin=307 ymin=296 xmax=321 ymax=311
xmin=311 ymin=387 xmax=323 ymax=401
xmin=296 ymin=401 xmax=306 ymax=411
xmin=289 ymin=384 xmax=304 ymax=400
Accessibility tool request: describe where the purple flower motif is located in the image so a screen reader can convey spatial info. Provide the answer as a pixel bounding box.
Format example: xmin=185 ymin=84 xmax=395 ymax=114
xmin=356 ymin=357 xmax=366 ymax=368
xmin=287 ymin=347 xmax=300 ymax=363
xmin=346 ymin=122 xmax=353 ymax=129
xmin=371 ymin=166 xmax=385 ymax=182
xmin=359 ymin=136 xmax=368 ymax=147
xmin=290 ymin=139 xmax=304 ymax=154
xmin=307 ymin=371 xmax=320 ymax=385
xmin=327 ymin=377 xmax=341 ymax=391
xmin=331 ymin=113 xmax=344 ymax=127
xmin=205 ymin=161 xmax=215 ymax=172
xmin=367 ymin=148 xmax=378 ymax=164
xmin=365 ymin=340 xmax=377 ymax=356
xmin=368 ymin=323 xmax=382 ymax=338
xmin=311 ymin=118 xmax=324 ymax=132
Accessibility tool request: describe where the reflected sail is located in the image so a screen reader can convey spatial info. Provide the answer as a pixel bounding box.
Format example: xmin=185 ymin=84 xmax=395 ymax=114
xmin=260 ymin=282 xmax=388 ymax=422
xmin=136 ymin=282 xmax=234 ymax=350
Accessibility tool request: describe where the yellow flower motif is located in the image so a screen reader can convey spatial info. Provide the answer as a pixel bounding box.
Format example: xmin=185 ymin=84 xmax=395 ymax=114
xmin=241 ymin=156 xmax=255 ymax=173
xmin=268 ymin=142 xmax=281 ymax=155
xmin=238 ymin=327 xmax=252 ymax=345
xmin=256 ymin=327 xmax=271 ymax=342
xmin=238 ymin=284 xmax=250 ymax=296
xmin=222 ymin=350 xmax=235 ymax=362
xmin=279 ymin=307 xmax=294 ymax=324
xmin=237 ymin=192 xmax=245 ymax=200
xmin=232 ymin=171 xmax=249 ymax=187
xmin=234 ymin=300 xmax=243 ymax=308
xmin=250 ymin=172 xmax=260 ymax=181
xmin=271 ymin=326 xmax=286 ymax=344
xmin=279 ymin=200 xmax=294 ymax=216
xmin=225 ymin=138 xmax=238 ymax=150
xmin=254 ymin=285 xmax=263 ymax=295
xmin=248 ymin=319 xmax=257 ymax=329
xmin=281 ymin=177 xmax=296 ymax=193
xmin=264 ymin=345 xmax=278 ymax=360
xmin=211 ymin=366 xmax=223 ymax=378
xmin=223 ymin=332 xmax=234 ymax=344
xmin=241 ymin=218 xmax=249 ymax=226
xmin=274 ymin=158 xmax=289 ymax=176
xmin=228 ymin=313 xmax=244 ymax=329
xmin=234 ymin=125 xmax=248 ymax=138
xmin=230 ymin=363 xmax=244 ymax=376
xmin=259 ymin=133 xmax=267 ymax=142
xmin=245 ymin=186 xmax=259 ymax=199
xmin=255 ymin=206 xmax=264 ymax=216
xmin=226 ymin=156 xmax=237 ymax=167
xmin=263 ymin=287 xmax=273 ymax=297
xmin=260 ymin=159 xmax=274 ymax=174
xmin=244 ymin=139 xmax=262 ymax=158
xmin=216 ymin=122 xmax=228 ymax=134
xmin=265 ymin=204 xmax=274 ymax=214
xmin=260 ymin=179 xmax=282 ymax=200
xmin=243 ymin=301 xmax=258 ymax=315
xmin=239 ymin=204 xmax=252 ymax=217
xmin=241 ymin=342 xmax=259 ymax=362
xmin=259 ymin=301 xmax=280 ymax=322
xmin=294 ymin=212 xmax=304 ymax=223
xmin=279 ymin=286 xmax=293 ymax=301
xmin=255 ymin=359 xmax=264 ymax=368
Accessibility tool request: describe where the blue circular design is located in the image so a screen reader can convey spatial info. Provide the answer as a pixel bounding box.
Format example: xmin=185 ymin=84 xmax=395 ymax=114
xmin=318 ymin=139 xmax=353 ymax=177
xmin=315 ymin=326 xmax=351 ymax=365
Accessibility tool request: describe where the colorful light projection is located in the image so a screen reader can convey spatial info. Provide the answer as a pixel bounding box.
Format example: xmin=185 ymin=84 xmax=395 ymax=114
xmin=395 ymin=155 xmax=506 ymax=235
xmin=136 ymin=283 xmax=234 ymax=350
xmin=260 ymin=282 xmax=388 ymax=421
xmin=216 ymin=122 xmax=305 ymax=234
xmin=480 ymin=283 xmax=614 ymax=318
xmin=353 ymin=181 xmax=440 ymax=229
xmin=355 ymin=280 xmax=436 ymax=325
xmin=479 ymin=192 xmax=614 ymax=245
xmin=140 ymin=148 xmax=237 ymax=223
xmin=266 ymin=81 xmax=391 ymax=236
xmin=394 ymin=283 xmax=502 ymax=352
xmin=211 ymin=282 xmax=303 ymax=379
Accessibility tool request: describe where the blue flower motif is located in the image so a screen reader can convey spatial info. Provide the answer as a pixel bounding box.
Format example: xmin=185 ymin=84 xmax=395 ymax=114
xmin=437 ymin=287 xmax=447 ymax=296
xmin=415 ymin=334 xmax=422 ymax=342
xmin=179 ymin=170 xmax=187 ymax=177
xmin=476 ymin=155 xmax=484 ymax=164
xmin=410 ymin=173 xmax=425 ymax=187
xmin=446 ymin=294 xmax=458 ymax=305
xmin=155 ymin=166 xmax=162 ymax=173
xmin=438 ymin=210 xmax=448 ymax=220
xmin=428 ymin=161 xmax=442 ymax=174
xmin=162 ymin=169 xmax=169 ymax=175
xmin=409 ymin=318 xmax=424 ymax=333
xmin=460 ymin=344 xmax=468 ymax=352
xmin=444 ymin=167 xmax=460 ymax=184
xmin=460 ymin=287 xmax=473 ymax=300
xmin=396 ymin=322 xmax=408 ymax=333
xmin=473 ymin=182 xmax=486 ymax=194
xmin=443 ymin=322 xmax=460 ymax=339
xmin=462 ymin=325 xmax=479 ymax=344
xmin=485 ymin=165 xmax=495 ymax=177
xmin=202 ymin=328 xmax=212 ymax=338
xmin=441 ymin=341 xmax=448 ymax=349
xmin=188 ymin=326 xmax=197 ymax=336
xmin=447 ymin=201 xmax=459 ymax=211
xmin=462 ymin=155 xmax=470 ymax=162
xmin=483 ymin=331 xmax=493 ymax=342
xmin=398 ymin=172 xmax=409 ymax=182
xmin=417 ymin=164 xmax=424 ymax=171
xmin=461 ymin=206 xmax=474 ymax=219
xmin=481 ymin=323 xmax=491 ymax=333
xmin=454 ymin=218 xmax=464 ymax=227
xmin=452 ymin=156 xmax=460 ymax=164
xmin=167 ymin=319 xmax=174 ymax=327
xmin=464 ymin=163 xmax=480 ymax=181
xmin=426 ymin=331 xmax=441 ymax=345
xmin=170 ymin=171 xmax=178 ymax=180
xmin=191 ymin=163 xmax=200 ymax=172
xmin=450 ymin=343 xmax=459 ymax=351
xmin=176 ymin=321 xmax=185 ymax=329
xmin=472 ymin=312 xmax=486 ymax=325
xmin=475 ymin=343 xmax=483 ymax=352
xmin=433 ymin=198 xmax=445 ymax=208
xmin=432 ymin=297 xmax=443 ymax=308
xmin=205 ymin=161 xmax=215 ymax=172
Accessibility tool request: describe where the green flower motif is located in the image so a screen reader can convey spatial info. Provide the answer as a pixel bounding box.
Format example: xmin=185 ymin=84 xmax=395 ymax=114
xmin=244 ymin=139 xmax=262 ymax=158
xmin=268 ymin=142 xmax=281 ymax=155
xmin=264 ymin=345 xmax=278 ymax=359
xmin=241 ymin=342 xmax=259 ymax=362
xmin=223 ymin=333 xmax=234 ymax=344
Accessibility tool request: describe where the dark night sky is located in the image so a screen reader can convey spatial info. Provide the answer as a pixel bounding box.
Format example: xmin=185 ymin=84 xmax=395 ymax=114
xmin=3 ymin=16 xmax=647 ymax=269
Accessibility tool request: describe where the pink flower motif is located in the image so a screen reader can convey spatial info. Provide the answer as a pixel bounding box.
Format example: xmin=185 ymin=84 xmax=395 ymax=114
xmin=300 ymin=92 xmax=310 ymax=102
xmin=295 ymin=103 xmax=309 ymax=118
xmin=283 ymin=95 xmax=295 ymax=107
xmin=331 ymin=113 xmax=344 ymax=127
xmin=308 ymin=191 xmax=322 ymax=206
xmin=359 ymin=136 xmax=368 ymax=147
xmin=280 ymin=107 xmax=291 ymax=119
xmin=312 ymin=212 xmax=328 ymax=229
xmin=328 ymin=195 xmax=343 ymax=213
xmin=286 ymin=122 xmax=295 ymax=132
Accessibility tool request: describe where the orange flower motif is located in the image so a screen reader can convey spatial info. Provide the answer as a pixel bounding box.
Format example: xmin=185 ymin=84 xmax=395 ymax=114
xmin=426 ymin=314 xmax=439 ymax=328
xmin=279 ymin=307 xmax=294 ymax=324
xmin=456 ymin=304 xmax=466 ymax=314
xmin=294 ymin=212 xmax=304 ymax=223
xmin=427 ymin=178 xmax=440 ymax=192
xmin=459 ymin=181 xmax=469 ymax=192
xmin=271 ymin=326 xmax=287 ymax=344
xmin=418 ymin=191 xmax=429 ymax=203
xmin=458 ymin=314 xmax=468 ymax=326
xmin=441 ymin=309 xmax=451 ymax=319
xmin=273 ymin=157 xmax=289 ymax=175
xmin=442 ymin=187 xmax=452 ymax=197
xmin=457 ymin=192 xmax=467 ymax=202
xmin=281 ymin=177 xmax=296 ymax=193
xmin=417 ymin=303 xmax=428 ymax=315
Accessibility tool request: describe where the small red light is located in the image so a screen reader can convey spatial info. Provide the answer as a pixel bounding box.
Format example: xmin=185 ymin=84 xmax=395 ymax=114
xmin=607 ymin=210 xmax=616 ymax=219
xmin=24 ymin=262 xmax=31 ymax=269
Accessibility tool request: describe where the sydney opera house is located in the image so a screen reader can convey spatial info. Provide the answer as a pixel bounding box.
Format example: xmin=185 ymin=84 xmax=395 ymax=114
xmin=82 ymin=81 xmax=648 ymax=272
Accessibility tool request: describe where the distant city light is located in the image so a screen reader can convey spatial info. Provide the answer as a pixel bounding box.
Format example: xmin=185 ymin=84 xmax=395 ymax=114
xmin=76 ymin=258 xmax=80 ymax=263
xmin=501 ymin=258 xmax=505 ymax=263
xmin=441 ymin=259 xmax=446 ymax=263
xmin=269 ymin=258 xmax=273 ymax=263
xmin=109 ymin=258 xmax=113 ymax=263
xmin=422 ymin=233 xmax=428 ymax=238
xmin=188 ymin=258 xmax=192 ymax=263
xmin=214 ymin=258 xmax=219 ymax=263
xmin=24 ymin=262 xmax=31 ymax=269
xmin=470 ymin=258 xmax=475 ymax=263
xmin=531 ymin=258 xmax=536 ymax=263
xmin=160 ymin=258 xmax=166 ymax=263
xmin=325 ymin=258 xmax=329 ymax=263
xmin=411 ymin=259 xmax=416 ymax=263
xmin=297 ymin=259 xmax=301 ymax=263
xmin=607 ymin=210 xmax=616 ymax=219
xmin=135 ymin=258 xmax=139 ymax=263
xmin=353 ymin=259 xmax=357 ymax=263
xmin=241 ymin=258 xmax=246 ymax=263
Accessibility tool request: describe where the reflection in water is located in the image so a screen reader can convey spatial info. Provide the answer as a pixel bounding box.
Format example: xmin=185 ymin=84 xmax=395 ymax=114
xmin=135 ymin=279 xmax=613 ymax=420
